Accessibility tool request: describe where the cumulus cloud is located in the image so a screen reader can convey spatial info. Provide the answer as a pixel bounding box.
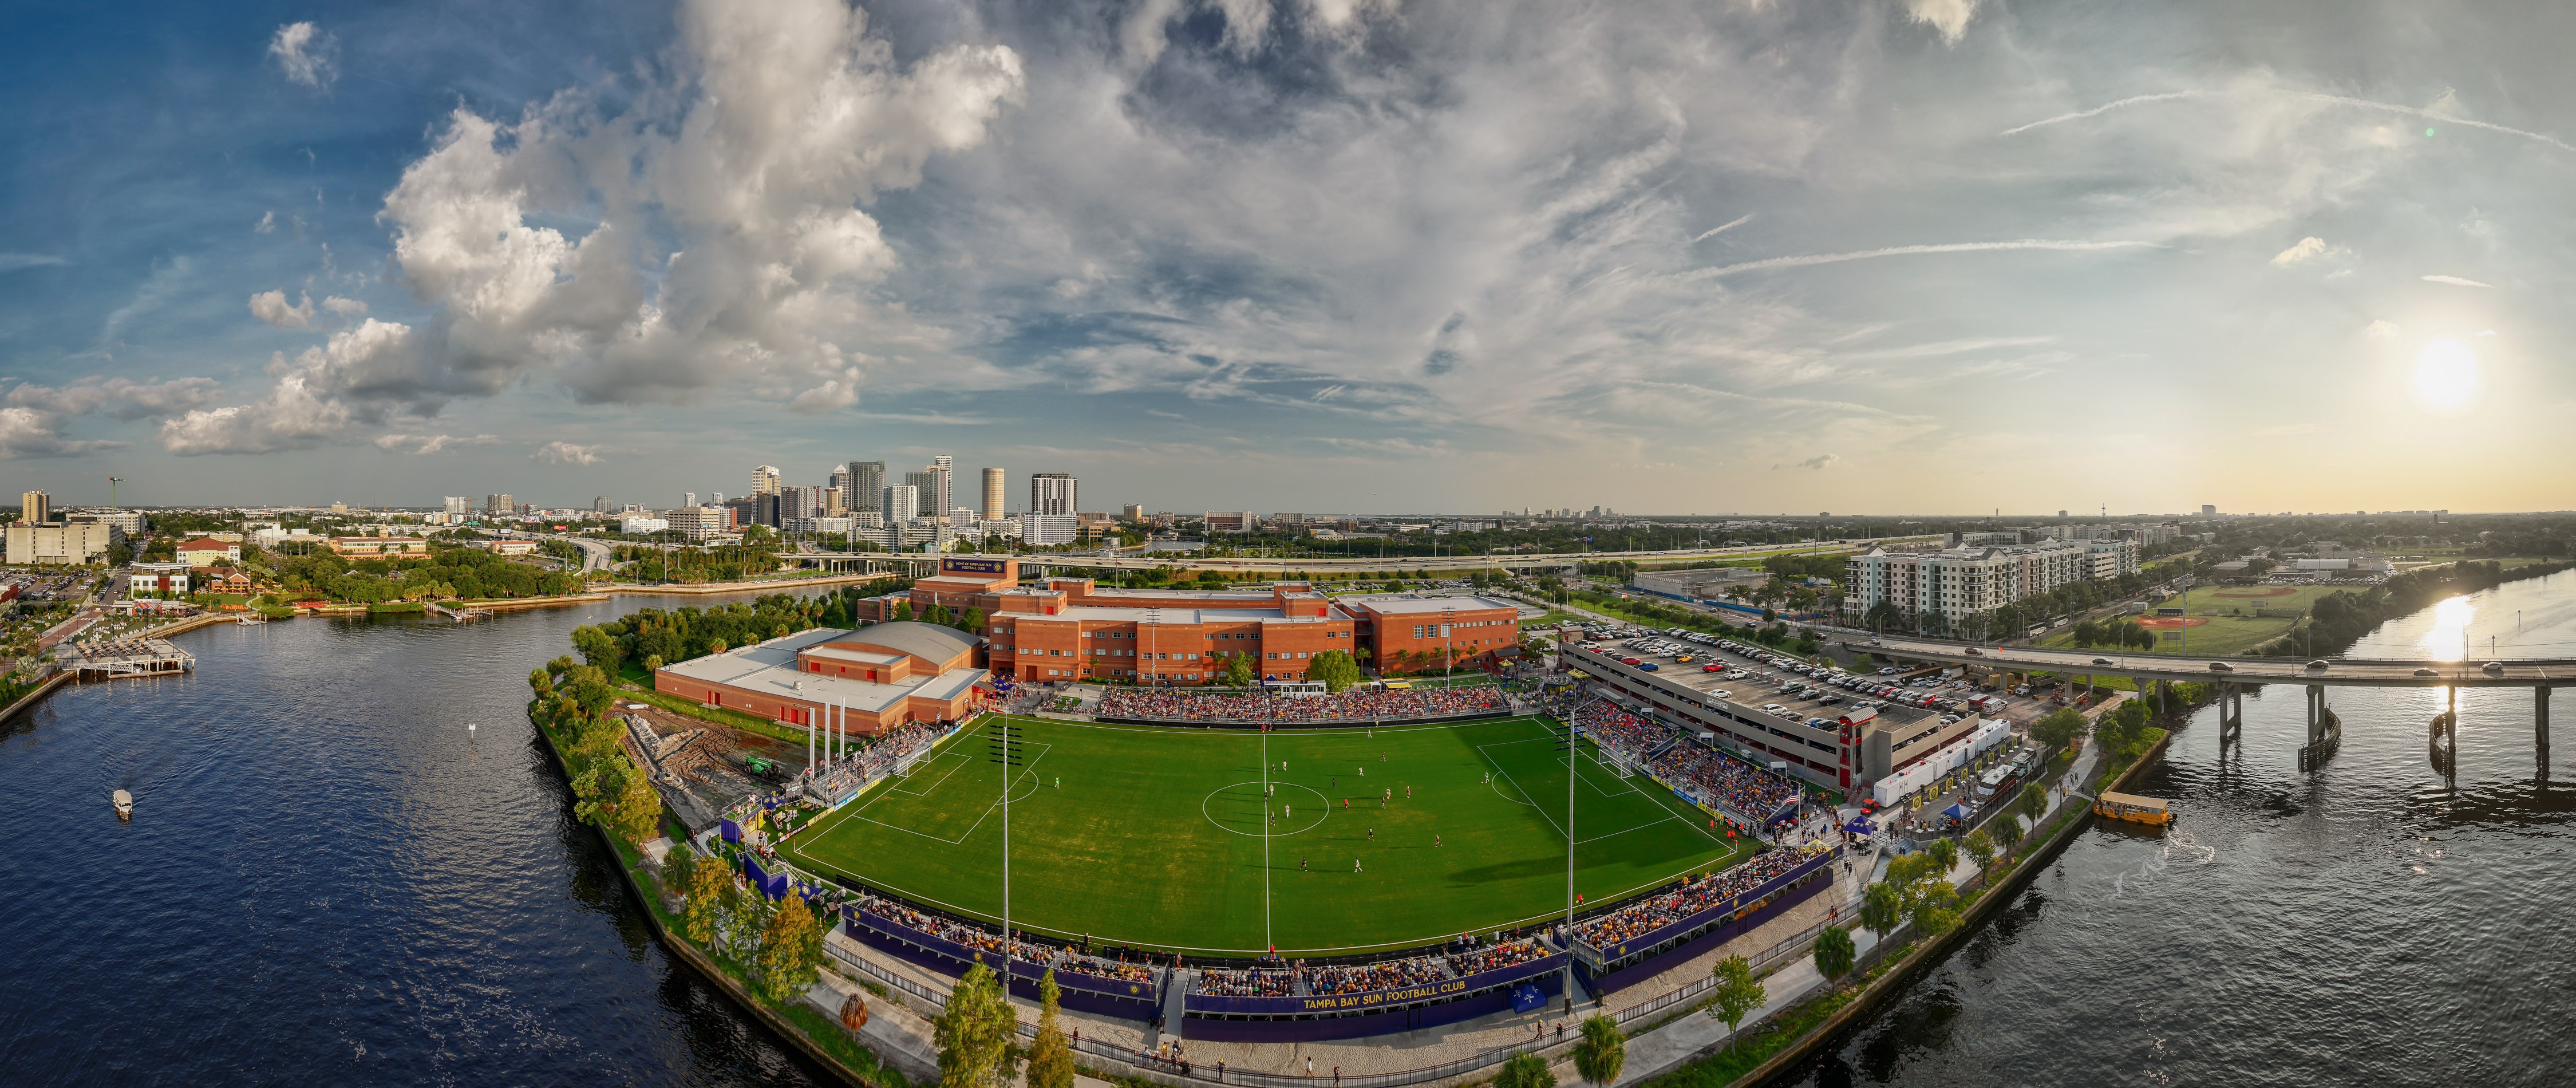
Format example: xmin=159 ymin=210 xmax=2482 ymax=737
xmin=248 ymin=289 xmax=314 ymax=328
xmin=322 ymin=296 xmax=368 ymax=316
xmin=2365 ymin=320 xmax=2402 ymax=339
xmin=373 ymin=433 xmax=500 ymax=454
xmin=2421 ymin=274 xmax=2492 ymax=287
xmin=2270 ymin=236 xmax=2330 ymax=266
xmin=1899 ymin=0 xmax=1979 ymax=44
xmin=159 ymin=320 xmax=422 ymax=454
xmin=0 ymin=377 xmax=218 ymax=458
xmin=532 ymin=441 xmax=603 ymax=466
xmin=268 ymin=22 xmax=337 ymax=89
xmin=202 ymin=0 xmax=1027 ymax=454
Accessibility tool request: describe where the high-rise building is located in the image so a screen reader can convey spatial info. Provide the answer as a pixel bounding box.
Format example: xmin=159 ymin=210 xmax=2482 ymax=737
xmin=927 ymin=458 xmax=954 ymax=523
xmin=485 ymin=494 xmax=514 ymax=516
xmin=667 ymin=504 xmax=732 ymax=541
xmin=981 ymin=468 xmax=1005 ymax=521
xmin=823 ymin=486 xmax=844 ymax=514
xmin=883 ymin=484 xmax=920 ymax=522
xmin=18 ymin=491 xmax=48 ymax=525
xmin=444 ymin=496 xmax=469 ymax=517
xmin=902 ymin=471 xmax=939 ymax=517
xmin=752 ymin=466 xmax=782 ymax=496
xmin=1121 ymin=503 xmax=1144 ymax=522
xmin=783 ymin=485 xmax=826 ymax=522
xmin=1031 ymin=473 xmax=1077 ymax=517
xmin=2201 ymin=504 xmax=2217 ymax=516
xmin=592 ymin=496 xmax=614 ymax=513
xmin=1204 ymin=511 xmax=1257 ymax=533
xmin=829 ymin=465 xmax=851 ymax=497
xmin=683 ymin=492 xmax=698 ymax=508
xmin=847 ymin=462 xmax=885 ymax=513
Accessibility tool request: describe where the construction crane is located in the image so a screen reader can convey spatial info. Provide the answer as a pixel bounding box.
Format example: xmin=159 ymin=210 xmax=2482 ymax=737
xmin=106 ymin=476 xmax=124 ymax=510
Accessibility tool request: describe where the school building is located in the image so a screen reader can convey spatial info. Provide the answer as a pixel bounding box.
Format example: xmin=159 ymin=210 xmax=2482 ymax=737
xmin=651 ymin=621 xmax=991 ymax=735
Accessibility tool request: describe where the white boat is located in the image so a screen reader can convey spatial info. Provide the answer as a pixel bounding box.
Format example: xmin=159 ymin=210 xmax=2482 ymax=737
xmin=112 ymin=789 xmax=134 ymax=819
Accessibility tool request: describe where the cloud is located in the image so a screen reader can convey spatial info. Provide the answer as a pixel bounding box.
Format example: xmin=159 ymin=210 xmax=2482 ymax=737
xmin=2420 ymin=274 xmax=2492 ymax=287
xmin=268 ymin=22 xmax=337 ymax=90
xmin=2270 ymin=236 xmax=2330 ymax=266
xmin=532 ymin=441 xmax=603 ymax=466
xmin=248 ymin=289 xmax=314 ymax=328
xmin=1898 ymin=0 xmax=1979 ymax=44
xmin=255 ymin=212 xmax=277 ymax=234
xmin=1777 ymin=454 xmax=1839 ymax=470
xmin=2002 ymin=92 xmax=2203 ymax=137
xmin=0 ymin=377 xmax=217 ymax=458
xmin=372 ymin=433 xmax=500 ymax=455
xmin=321 ymin=296 xmax=367 ymax=316
xmin=1700 ymin=240 xmax=2162 ymax=277
xmin=159 ymin=320 xmax=423 ymax=454
xmin=2001 ymin=85 xmax=2575 ymax=152
xmin=0 ymin=253 xmax=67 ymax=274
xmin=1690 ymin=214 xmax=1755 ymax=243
xmin=2365 ymin=320 xmax=2401 ymax=339
xmin=202 ymin=0 xmax=1028 ymax=454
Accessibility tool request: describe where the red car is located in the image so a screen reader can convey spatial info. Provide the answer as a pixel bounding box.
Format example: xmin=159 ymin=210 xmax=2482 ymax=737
xmin=1621 ymin=657 xmax=1643 ymax=666
xmin=1701 ymin=664 xmax=1725 ymax=672
xmin=1966 ymin=648 xmax=1984 ymax=656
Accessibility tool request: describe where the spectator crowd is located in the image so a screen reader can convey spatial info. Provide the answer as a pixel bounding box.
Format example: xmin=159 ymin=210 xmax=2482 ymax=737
xmin=1570 ymin=842 xmax=1834 ymax=950
xmin=1099 ymin=684 xmax=1507 ymax=724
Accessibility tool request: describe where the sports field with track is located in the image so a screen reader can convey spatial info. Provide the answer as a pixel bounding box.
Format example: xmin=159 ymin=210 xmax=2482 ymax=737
xmin=781 ymin=713 xmax=1751 ymax=955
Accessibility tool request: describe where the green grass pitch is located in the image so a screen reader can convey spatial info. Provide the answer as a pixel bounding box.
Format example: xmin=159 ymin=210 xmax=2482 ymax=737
xmin=781 ymin=713 xmax=1754 ymax=955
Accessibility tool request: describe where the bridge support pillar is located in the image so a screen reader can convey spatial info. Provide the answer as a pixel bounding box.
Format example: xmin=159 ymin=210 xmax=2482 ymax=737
xmin=2539 ymin=686 xmax=2551 ymax=777
xmin=2217 ymin=681 xmax=2242 ymax=747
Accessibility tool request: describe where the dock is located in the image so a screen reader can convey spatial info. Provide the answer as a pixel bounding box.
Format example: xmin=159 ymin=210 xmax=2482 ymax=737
xmin=57 ymin=637 xmax=196 ymax=681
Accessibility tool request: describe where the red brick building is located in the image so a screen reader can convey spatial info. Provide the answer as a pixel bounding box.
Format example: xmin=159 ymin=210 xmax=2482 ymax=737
xmin=653 ymin=621 xmax=990 ymax=735
xmin=906 ymin=557 xmax=1522 ymax=684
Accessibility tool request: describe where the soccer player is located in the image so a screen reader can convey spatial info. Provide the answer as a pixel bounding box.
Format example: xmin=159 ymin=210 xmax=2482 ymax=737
xmin=1353 ymin=858 xmax=1362 ymax=873
xmin=1435 ymin=834 xmax=1443 ymax=847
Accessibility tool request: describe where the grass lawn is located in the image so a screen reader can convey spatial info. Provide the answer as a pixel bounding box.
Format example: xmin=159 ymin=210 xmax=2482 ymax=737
xmin=2039 ymin=584 xmax=2345 ymax=657
xmin=783 ymin=713 xmax=1751 ymax=955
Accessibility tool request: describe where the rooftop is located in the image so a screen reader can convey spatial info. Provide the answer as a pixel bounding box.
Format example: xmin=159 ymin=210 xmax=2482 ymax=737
xmin=1334 ymin=593 xmax=1521 ymax=615
xmin=658 ymin=626 xmax=982 ymax=714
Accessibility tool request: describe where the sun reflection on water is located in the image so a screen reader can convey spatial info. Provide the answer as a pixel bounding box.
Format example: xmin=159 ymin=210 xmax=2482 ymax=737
xmin=2417 ymin=595 xmax=2473 ymax=661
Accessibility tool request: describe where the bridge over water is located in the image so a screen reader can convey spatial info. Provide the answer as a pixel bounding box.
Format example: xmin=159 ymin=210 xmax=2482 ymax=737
xmin=1853 ymin=634 xmax=2559 ymax=777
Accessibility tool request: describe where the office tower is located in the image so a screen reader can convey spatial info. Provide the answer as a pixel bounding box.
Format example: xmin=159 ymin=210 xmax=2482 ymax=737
xmin=1030 ymin=473 xmax=1077 ymax=517
xmin=19 ymin=491 xmax=48 ymax=524
xmin=823 ymin=486 xmax=843 ymax=514
xmin=443 ymin=496 xmax=469 ymax=517
xmin=883 ymin=484 xmax=920 ymax=522
xmin=1121 ymin=503 xmax=1144 ymax=521
xmin=847 ymin=461 xmax=884 ymax=513
xmin=928 ymin=458 xmax=953 ymax=523
xmin=902 ymin=471 xmax=938 ymax=516
xmin=783 ymin=485 xmax=825 ymax=522
xmin=752 ymin=465 xmax=781 ymax=496
xmin=981 ymin=468 xmax=1004 ymax=521
xmin=829 ymin=465 xmax=850 ymax=496
xmin=592 ymin=496 xmax=613 ymax=513
xmin=487 ymin=494 xmax=513 ymax=515
xmin=753 ymin=492 xmax=782 ymax=529
xmin=684 ymin=492 xmax=697 ymax=508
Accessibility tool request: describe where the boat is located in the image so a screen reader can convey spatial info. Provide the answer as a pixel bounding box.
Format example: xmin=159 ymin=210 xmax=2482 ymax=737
xmin=2092 ymin=790 xmax=2171 ymax=827
xmin=112 ymin=789 xmax=133 ymax=819
xmin=236 ymin=613 xmax=267 ymax=625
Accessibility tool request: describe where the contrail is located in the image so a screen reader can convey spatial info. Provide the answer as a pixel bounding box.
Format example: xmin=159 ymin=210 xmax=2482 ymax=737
xmin=2421 ymin=274 xmax=2494 ymax=287
xmin=2001 ymin=91 xmax=2202 ymax=136
xmin=2001 ymin=86 xmax=2576 ymax=152
xmin=1691 ymin=214 xmax=1755 ymax=243
xmin=1701 ymin=239 xmax=2162 ymax=278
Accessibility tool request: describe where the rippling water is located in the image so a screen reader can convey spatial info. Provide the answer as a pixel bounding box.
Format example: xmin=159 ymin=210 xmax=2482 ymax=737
xmin=1777 ymin=571 xmax=2576 ymax=1087
xmin=0 ymin=596 xmax=837 ymax=1086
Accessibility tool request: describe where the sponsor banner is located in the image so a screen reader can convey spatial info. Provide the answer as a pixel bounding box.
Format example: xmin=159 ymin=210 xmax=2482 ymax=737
xmin=1185 ymin=953 xmax=1563 ymax=1017
xmin=1573 ymin=849 xmax=1838 ymax=967
xmin=942 ymin=558 xmax=1010 ymax=575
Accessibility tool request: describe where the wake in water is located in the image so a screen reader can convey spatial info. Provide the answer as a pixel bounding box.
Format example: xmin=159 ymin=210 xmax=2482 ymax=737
xmin=2106 ymin=826 xmax=2218 ymax=899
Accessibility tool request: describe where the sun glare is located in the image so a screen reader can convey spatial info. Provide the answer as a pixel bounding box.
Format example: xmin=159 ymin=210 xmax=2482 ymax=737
xmin=2412 ymin=338 xmax=2480 ymax=411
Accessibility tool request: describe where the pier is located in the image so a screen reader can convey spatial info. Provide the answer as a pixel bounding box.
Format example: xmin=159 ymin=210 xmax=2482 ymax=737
xmin=57 ymin=637 xmax=195 ymax=681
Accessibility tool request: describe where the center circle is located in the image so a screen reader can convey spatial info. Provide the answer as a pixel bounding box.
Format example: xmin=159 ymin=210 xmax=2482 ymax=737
xmin=1202 ymin=782 xmax=1332 ymax=837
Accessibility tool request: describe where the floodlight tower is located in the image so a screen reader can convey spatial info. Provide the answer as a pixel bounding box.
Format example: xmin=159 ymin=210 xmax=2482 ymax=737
xmin=107 ymin=476 xmax=124 ymax=510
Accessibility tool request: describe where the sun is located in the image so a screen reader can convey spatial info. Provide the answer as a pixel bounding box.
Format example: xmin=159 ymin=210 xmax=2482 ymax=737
xmin=2412 ymin=338 xmax=2480 ymax=411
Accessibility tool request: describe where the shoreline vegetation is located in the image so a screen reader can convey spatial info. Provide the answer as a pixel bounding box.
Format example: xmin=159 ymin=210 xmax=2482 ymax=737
xmin=2249 ymin=558 xmax=2576 ymax=658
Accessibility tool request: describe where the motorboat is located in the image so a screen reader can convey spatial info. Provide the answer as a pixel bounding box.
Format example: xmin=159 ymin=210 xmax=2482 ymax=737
xmin=112 ymin=789 xmax=134 ymax=819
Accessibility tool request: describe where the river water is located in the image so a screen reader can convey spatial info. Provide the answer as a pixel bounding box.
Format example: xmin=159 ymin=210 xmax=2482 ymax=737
xmin=1777 ymin=571 xmax=2576 ymax=1088
xmin=0 ymin=593 xmax=839 ymax=1086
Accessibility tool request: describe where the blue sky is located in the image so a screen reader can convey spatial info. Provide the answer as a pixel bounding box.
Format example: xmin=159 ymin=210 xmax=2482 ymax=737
xmin=3 ymin=0 xmax=2571 ymax=514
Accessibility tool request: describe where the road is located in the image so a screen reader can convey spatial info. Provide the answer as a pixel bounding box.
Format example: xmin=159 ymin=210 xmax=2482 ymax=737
xmin=1852 ymin=633 xmax=2576 ymax=688
xmin=1009 ymin=535 xmax=1937 ymax=574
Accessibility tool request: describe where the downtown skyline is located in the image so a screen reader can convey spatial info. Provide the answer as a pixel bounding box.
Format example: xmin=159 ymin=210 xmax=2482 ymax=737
xmin=4 ymin=0 xmax=2573 ymax=514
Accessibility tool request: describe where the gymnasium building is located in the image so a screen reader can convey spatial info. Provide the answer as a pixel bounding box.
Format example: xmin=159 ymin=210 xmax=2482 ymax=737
xmin=653 ymin=621 xmax=990 ymax=735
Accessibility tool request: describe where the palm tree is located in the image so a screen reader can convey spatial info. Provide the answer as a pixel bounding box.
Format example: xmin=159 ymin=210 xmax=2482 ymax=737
xmin=1573 ymin=1015 xmax=1625 ymax=1087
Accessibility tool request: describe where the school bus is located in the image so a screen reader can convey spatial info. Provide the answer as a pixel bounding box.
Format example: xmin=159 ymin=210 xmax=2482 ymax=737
xmin=2092 ymin=790 xmax=2172 ymax=827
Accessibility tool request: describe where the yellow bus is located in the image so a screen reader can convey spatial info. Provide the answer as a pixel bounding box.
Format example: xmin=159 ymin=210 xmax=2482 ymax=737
xmin=2092 ymin=791 xmax=2172 ymax=827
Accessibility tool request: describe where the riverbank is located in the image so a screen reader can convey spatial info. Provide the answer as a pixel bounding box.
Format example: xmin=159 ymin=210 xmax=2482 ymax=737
xmin=599 ymin=572 xmax=890 ymax=596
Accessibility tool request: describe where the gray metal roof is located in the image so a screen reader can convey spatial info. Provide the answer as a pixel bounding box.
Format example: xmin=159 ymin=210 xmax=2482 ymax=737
xmin=847 ymin=620 xmax=982 ymax=661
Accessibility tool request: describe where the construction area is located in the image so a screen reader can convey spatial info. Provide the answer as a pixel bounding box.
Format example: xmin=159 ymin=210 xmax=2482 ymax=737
xmin=611 ymin=700 xmax=793 ymax=832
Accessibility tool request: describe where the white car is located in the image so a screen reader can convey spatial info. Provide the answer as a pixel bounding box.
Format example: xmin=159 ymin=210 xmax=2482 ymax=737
xmin=1708 ymin=689 xmax=1732 ymax=700
xmin=1761 ymin=703 xmax=1789 ymax=714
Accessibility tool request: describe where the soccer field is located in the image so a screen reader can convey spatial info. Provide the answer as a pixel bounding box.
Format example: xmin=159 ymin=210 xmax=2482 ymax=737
xmin=782 ymin=714 xmax=1752 ymax=955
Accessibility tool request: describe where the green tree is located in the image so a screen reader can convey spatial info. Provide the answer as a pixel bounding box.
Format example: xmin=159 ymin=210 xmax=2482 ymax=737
xmin=1923 ymin=837 xmax=1959 ymax=875
xmin=1708 ymin=954 xmax=1765 ymax=1048
xmin=2030 ymin=707 xmax=2088 ymax=754
xmin=1859 ymin=881 xmax=1902 ymax=945
xmin=1304 ymin=649 xmax=1365 ymax=693
xmin=893 ymin=602 xmax=914 ymax=623
xmin=1964 ymin=829 xmax=1997 ymax=874
xmin=571 ymin=624 xmax=623 ymax=671
xmin=643 ymin=653 xmax=665 ymax=672
xmin=663 ymin=841 xmax=698 ymax=896
xmin=757 ymin=889 xmax=825 ymax=1002
xmin=959 ymin=606 xmax=986 ymax=634
xmin=1573 ymin=1015 xmax=1625 ymax=1087
xmin=684 ymin=858 xmax=730 ymax=944
xmin=1494 ymin=1052 xmax=1556 ymax=1088
xmin=2018 ymin=782 xmax=2050 ymax=828
xmin=1026 ymin=970 xmax=1075 ymax=1088
xmin=927 ymin=602 xmax=952 ymax=626
xmin=935 ymin=963 xmax=1019 ymax=1088
xmin=1812 ymin=925 xmax=1856 ymax=982
xmin=1990 ymin=812 xmax=2025 ymax=856
xmin=1220 ymin=652 xmax=1258 ymax=687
